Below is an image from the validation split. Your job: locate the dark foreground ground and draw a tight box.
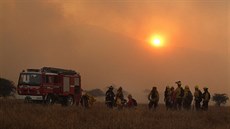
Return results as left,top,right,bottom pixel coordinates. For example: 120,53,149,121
0,99,230,129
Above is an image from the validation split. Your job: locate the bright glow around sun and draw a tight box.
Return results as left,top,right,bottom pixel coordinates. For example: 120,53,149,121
148,34,164,48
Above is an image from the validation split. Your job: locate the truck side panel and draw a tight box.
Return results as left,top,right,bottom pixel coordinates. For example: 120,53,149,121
63,77,70,93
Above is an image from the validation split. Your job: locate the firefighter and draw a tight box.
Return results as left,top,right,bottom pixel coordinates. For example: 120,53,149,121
105,86,115,108
194,85,202,111
175,81,184,110
80,92,96,108
182,85,193,110
126,94,137,108
88,94,96,107
74,86,82,106
80,92,89,108
202,87,210,111
164,86,171,110
148,86,159,110
170,86,176,110
115,87,125,109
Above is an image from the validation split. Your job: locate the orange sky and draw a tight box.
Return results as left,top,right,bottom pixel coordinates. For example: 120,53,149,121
0,0,229,103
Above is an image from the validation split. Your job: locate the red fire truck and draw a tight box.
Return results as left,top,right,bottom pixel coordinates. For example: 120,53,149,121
17,67,82,106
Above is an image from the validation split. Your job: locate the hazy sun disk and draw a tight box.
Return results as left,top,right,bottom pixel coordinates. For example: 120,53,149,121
150,35,164,47
153,39,161,46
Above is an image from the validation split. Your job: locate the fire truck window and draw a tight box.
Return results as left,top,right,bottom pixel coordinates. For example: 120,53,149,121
74,78,80,86
21,75,29,83
19,74,41,86
30,75,40,84
45,76,54,83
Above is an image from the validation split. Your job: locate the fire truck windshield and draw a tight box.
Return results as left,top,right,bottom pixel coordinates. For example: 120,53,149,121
19,73,41,86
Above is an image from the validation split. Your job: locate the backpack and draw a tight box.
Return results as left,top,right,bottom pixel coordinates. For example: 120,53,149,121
180,87,184,97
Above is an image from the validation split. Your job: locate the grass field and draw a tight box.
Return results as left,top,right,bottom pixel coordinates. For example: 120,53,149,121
0,99,230,129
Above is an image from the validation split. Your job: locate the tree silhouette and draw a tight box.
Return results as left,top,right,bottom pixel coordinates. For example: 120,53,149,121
87,89,105,97
212,93,229,106
0,78,16,97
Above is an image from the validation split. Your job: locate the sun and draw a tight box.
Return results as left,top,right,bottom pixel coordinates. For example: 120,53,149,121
149,35,164,47
152,38,161,46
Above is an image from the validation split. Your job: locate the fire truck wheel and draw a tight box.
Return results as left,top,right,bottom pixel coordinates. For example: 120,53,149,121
45,95,54,105
66,95,74,106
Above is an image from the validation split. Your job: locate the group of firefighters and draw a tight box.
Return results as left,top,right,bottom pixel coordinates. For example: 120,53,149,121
80,81,211,111
105,86,137,109
80,86,137,109
149,81,211,111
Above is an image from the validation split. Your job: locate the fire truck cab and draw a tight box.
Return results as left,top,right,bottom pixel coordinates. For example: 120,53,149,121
17,67,82,106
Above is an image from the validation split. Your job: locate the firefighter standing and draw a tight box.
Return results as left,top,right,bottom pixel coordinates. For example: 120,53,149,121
202,87,210,111
105,86,115,108
182,85,193,110
80,92,96,108
170,86,176,110
194,86,203,111
164,86,171,110
115,87,125,109
80,92,90,108
175,81,184,110
148,86,159,110
74,86,82,106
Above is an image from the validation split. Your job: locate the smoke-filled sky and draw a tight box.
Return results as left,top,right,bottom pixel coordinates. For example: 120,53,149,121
0,0,229,102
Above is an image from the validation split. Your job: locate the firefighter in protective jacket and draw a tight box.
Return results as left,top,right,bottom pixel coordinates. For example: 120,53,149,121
175,81,184,110
148,86,159,109
164,86,171,110
183,85,193,110
202,87,210,111
194,86,203,111
115,87,126,109
105,86,115,108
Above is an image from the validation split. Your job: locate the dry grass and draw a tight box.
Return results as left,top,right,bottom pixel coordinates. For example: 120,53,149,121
0,99,230,129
